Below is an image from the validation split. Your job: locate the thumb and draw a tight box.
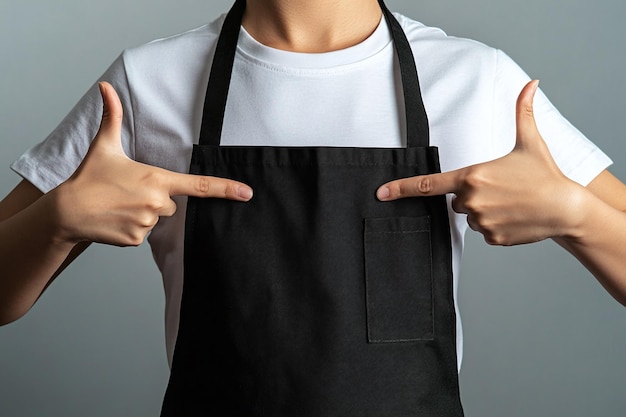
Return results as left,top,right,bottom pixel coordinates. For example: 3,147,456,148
515,80,541,150
93,81,124,150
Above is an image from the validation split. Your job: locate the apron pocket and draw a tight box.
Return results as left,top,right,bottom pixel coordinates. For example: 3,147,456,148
364,216,434,343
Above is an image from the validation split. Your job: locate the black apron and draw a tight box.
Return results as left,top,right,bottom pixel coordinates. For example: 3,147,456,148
161,0,463,415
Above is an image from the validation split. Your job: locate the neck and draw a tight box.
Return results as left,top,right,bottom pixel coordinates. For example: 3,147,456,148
242,0,383,53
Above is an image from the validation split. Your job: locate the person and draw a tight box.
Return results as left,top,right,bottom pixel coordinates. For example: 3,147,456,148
1,0,625,414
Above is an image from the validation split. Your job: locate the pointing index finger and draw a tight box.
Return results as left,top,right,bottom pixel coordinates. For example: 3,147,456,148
166,170,253,201
377,169,463,201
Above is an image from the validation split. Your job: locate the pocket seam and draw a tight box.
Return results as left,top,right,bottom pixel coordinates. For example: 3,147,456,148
364,217,434,343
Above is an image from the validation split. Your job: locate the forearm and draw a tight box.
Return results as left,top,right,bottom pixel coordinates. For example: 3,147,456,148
554,188,626,306
0,192,79,325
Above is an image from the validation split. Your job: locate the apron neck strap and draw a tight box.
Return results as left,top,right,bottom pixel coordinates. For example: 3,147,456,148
199,0,430,148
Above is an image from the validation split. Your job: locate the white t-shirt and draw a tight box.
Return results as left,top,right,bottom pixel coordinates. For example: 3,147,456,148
11,12,612,369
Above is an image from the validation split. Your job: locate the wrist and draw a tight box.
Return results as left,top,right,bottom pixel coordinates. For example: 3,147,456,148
39,182,86,247
553,181,599,242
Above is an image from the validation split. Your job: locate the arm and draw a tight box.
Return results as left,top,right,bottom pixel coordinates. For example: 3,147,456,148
0,180,90,325
0,82,253,325
554,170,626,305
377,80,626,305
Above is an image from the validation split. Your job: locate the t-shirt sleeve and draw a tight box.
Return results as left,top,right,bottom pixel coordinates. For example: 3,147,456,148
492,49,612,186
10,53,136,193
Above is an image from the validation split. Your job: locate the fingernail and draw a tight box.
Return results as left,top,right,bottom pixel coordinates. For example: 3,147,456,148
238,187,253,201
98,81,105,96
377,186,390,200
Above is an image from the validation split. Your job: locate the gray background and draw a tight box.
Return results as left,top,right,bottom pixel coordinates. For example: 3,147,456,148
1,0,625,415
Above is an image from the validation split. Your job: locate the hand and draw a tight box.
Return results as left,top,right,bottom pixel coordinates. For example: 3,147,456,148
48,81,253,247
376,80,586,246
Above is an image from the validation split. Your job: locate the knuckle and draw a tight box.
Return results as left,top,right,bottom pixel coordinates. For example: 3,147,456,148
141,170,162,187
463,198,483,214
145,197,165,212
224,183,238,199
483,234,497,245
463,168,487,189
110,112,123,123
396,177,432,197
483,230,510,246
523,104,534,118
483,232,500,246
388,181,403,197
475,215,495,232
194,177,213,195
165,201,178,216
138,213,158,228
415,177,433,194
129,236,144,247
125,230,145,247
